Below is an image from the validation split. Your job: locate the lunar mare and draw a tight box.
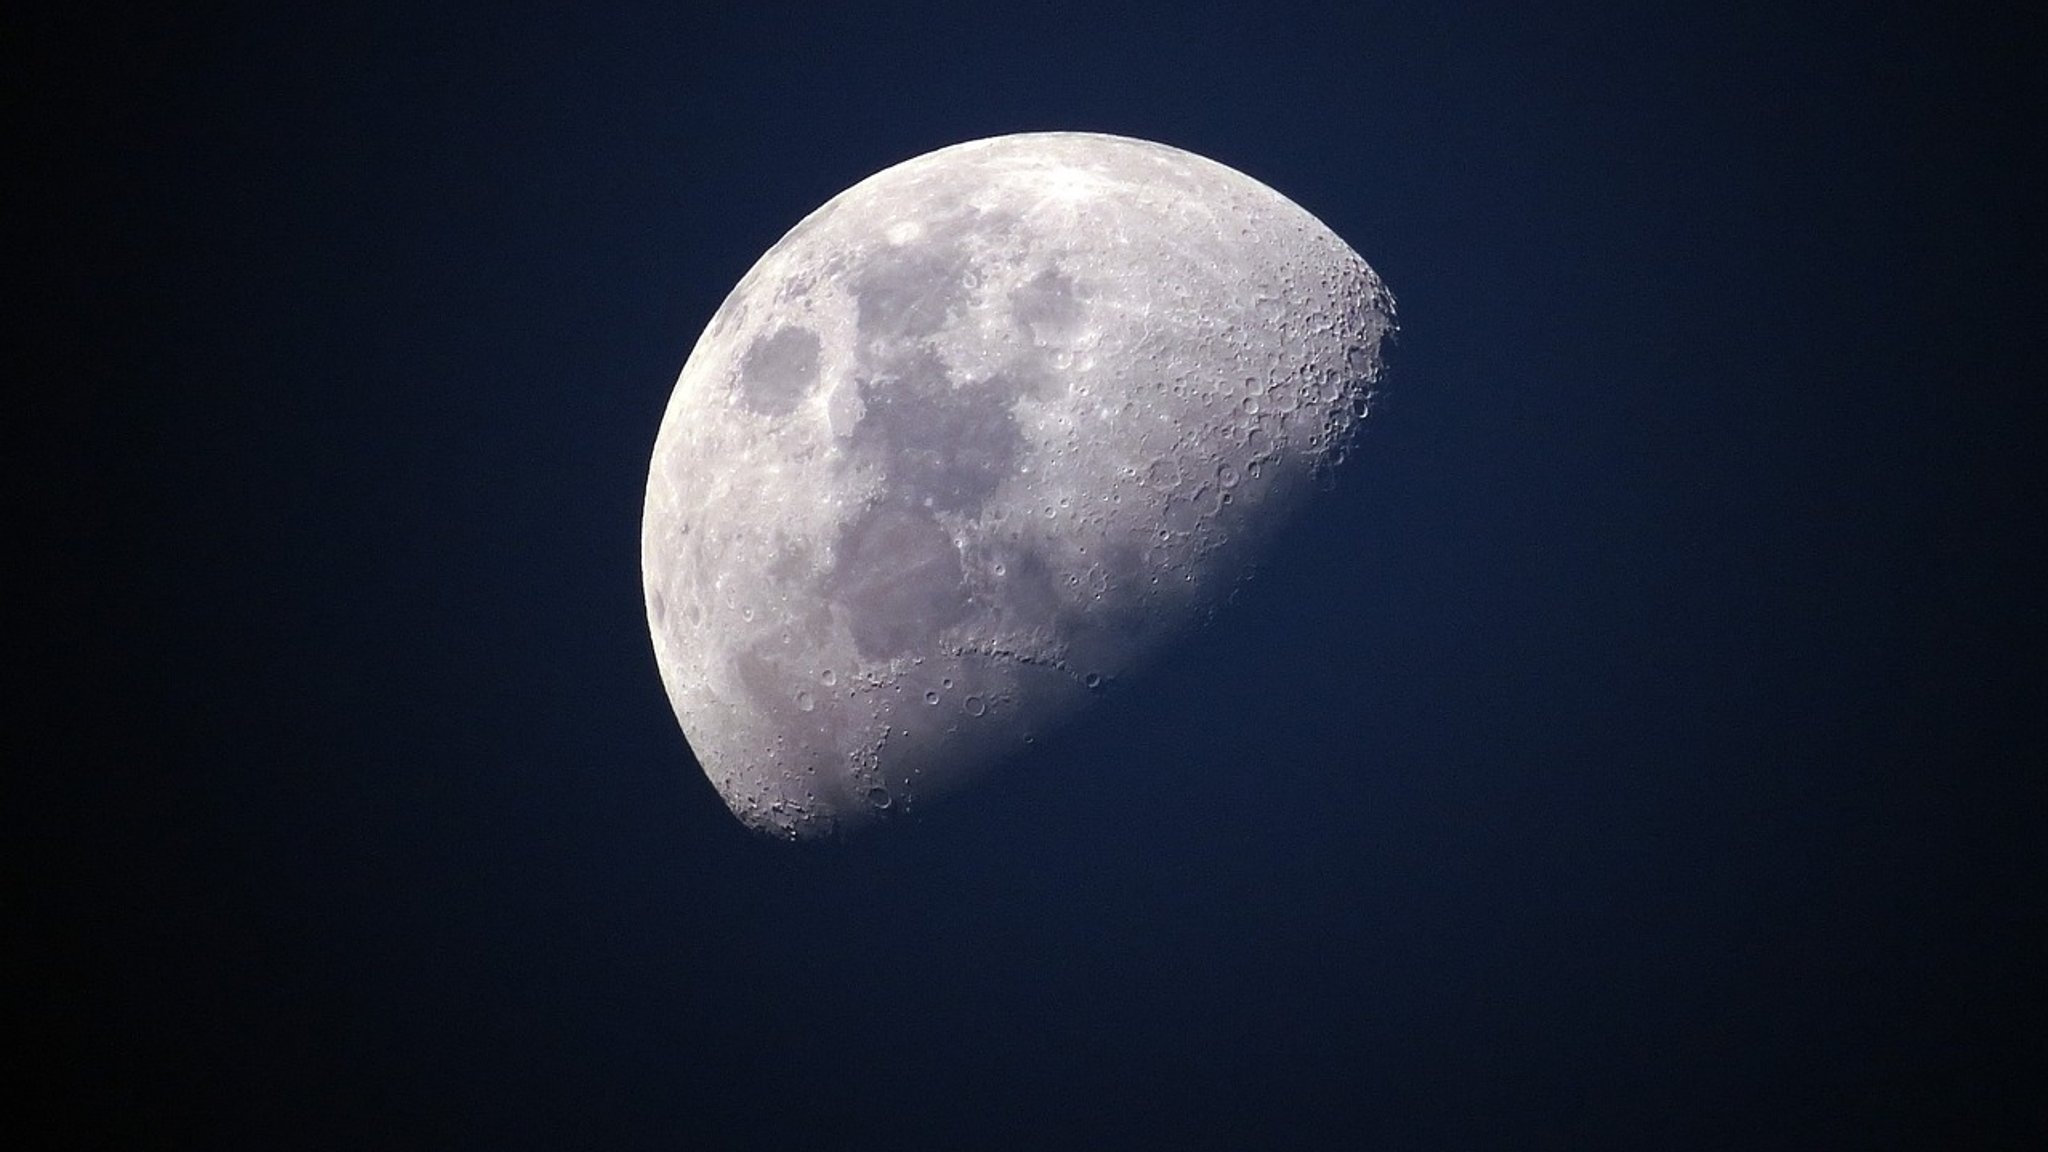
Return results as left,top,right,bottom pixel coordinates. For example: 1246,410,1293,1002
643,132,1394,839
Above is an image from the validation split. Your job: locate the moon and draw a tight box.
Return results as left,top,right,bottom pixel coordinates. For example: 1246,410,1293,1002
643,132,1394,839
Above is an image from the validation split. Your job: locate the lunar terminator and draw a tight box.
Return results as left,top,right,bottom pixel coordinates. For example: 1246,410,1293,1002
643,132,1394,838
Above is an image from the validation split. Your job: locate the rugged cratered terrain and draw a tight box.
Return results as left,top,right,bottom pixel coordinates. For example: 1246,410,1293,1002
644,132,1394,839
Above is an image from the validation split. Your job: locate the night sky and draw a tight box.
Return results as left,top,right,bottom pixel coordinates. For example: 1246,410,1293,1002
22,2,2043,1148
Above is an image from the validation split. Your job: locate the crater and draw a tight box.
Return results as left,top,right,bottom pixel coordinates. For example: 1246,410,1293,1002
829,504,971,661
736,327,821,416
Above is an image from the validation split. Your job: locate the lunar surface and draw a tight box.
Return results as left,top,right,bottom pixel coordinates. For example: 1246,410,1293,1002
643,132,1394,839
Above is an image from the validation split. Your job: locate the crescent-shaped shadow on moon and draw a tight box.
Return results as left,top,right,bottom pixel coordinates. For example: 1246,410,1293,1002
643,132,1395,839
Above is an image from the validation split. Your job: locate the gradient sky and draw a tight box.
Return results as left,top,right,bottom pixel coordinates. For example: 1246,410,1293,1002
22,2,2040,1148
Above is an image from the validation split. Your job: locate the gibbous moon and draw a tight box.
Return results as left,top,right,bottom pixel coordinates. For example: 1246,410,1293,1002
644,132,1394,839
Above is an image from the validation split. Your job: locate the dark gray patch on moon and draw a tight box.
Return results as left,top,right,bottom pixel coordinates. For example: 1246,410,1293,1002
853,240,972,341
736,327,821,416
851,352,1022,515
994,546,1064,631
829,504,971,660
731,643,792,725
1011,268,1085,341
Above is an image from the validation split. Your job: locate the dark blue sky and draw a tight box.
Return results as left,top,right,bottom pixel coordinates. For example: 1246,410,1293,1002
23,2,2041,1148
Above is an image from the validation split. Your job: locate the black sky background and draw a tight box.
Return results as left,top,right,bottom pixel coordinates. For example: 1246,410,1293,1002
19,2,2044,1148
